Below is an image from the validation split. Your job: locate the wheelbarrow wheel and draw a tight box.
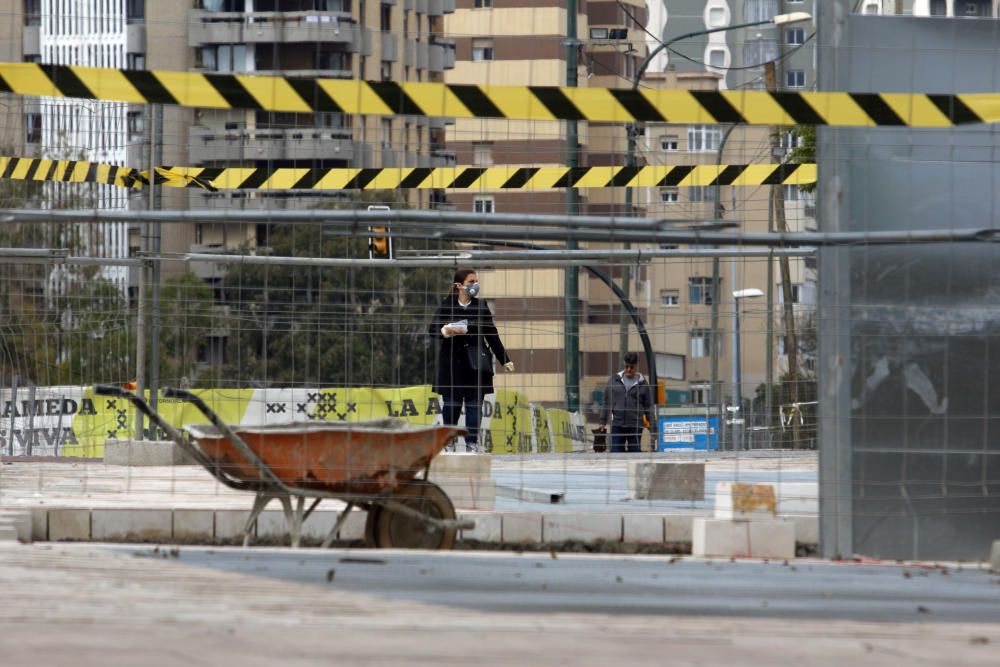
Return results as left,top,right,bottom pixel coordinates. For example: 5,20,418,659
374,480,456,550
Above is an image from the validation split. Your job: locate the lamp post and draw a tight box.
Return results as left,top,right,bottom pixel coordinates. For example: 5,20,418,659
732,287,764,450
622,11,813,403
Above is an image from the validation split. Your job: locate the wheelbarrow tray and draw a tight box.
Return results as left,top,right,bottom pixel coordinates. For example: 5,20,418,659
184,419,464,496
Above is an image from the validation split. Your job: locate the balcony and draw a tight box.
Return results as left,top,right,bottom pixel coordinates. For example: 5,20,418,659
427,0,455,16
189,10,359,46
380,33,398,62
428,38,455,72
188,126,356,164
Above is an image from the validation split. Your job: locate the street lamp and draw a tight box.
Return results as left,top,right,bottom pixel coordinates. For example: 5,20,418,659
732,287,764,450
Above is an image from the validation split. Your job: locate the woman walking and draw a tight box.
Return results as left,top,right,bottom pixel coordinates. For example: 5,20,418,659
429,268,514,451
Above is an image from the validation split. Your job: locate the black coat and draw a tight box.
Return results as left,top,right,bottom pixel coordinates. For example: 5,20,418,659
429,294,510,396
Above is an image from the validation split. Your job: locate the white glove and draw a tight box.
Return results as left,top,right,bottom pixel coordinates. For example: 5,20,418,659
504,361,515,373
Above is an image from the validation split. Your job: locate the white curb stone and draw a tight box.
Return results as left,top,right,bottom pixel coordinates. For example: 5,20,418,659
502,513,543,543
543,513,622,542
49,509,91,541
692,518,796,559
623,514,664,543
92,509,173,540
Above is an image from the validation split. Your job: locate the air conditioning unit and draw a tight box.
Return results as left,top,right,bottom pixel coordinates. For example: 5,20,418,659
608,28,628,39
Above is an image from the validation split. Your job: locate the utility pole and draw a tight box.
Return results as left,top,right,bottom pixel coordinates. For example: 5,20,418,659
134,104,156,441
148,104,163,427
564,0,580,411
765,60,801,448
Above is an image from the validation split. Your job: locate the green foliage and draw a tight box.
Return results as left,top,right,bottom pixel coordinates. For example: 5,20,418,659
788,125,817,194
155,272,220,386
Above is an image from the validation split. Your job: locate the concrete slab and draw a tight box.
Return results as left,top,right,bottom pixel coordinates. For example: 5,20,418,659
428,453,491,479
628,462,705,500
623,514,664,543
665,515,694,542
459,512,501,542
0,524,17,542
92,509,173,541
103,440,196,467
49,509,91,541
173,509,214,540
435,476,496,511
214,510,253,541
692,518,796,559
502,513,542,543
782,514,818,545
543,513,621,542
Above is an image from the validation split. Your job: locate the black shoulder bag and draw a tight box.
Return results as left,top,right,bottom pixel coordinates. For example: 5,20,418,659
466,344,495,375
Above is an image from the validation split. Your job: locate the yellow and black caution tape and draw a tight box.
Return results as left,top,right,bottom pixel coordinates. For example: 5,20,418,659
0,156,816,191
0,62,996,127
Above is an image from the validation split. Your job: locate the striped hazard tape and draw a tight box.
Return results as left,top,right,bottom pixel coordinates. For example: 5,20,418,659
0,62,994,126
0,157,817,191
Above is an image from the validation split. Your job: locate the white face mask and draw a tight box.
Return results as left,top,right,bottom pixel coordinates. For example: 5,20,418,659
462,282,480,298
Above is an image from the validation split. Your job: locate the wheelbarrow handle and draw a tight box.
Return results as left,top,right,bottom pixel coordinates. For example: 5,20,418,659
162,387,197,401
94,384,128,398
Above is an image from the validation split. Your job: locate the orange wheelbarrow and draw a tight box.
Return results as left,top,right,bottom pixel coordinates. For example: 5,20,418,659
94,385,473,549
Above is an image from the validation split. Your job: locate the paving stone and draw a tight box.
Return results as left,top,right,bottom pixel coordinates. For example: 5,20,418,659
48,509,91,541
460,512,501,542
628,462,705,501
103,439,196,466
173,510,214,539
502,513,543,543
692,518,795,559
92,509,172,540
623,514,664,543
543,513,621,542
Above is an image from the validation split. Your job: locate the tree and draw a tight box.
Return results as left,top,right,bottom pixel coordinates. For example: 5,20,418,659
219,191,453,388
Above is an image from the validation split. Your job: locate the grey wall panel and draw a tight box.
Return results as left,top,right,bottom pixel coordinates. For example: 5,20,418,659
819,5,1000,560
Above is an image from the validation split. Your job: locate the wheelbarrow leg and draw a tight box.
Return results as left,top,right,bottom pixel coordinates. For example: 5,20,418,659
243,492,271,547
320,501,356,549
279,495,305,548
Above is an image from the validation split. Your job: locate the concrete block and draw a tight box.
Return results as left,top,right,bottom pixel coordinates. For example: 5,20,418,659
782,514,818,545
92,509,172,540
692,518,795,559
428,452,492,479
434,476,496,511
990,540,999,573
543,513,622,542
773,483,819,515
49,509,91,541
29,507,48,541
628,462,704,501
665,514,694,542
502,513,543,543
623,514,664,543
714,482,778,520
173,510,214,539
0,511,31,542
460,512,501,542
256,509,367,542
0,524,17,542
103,439,196,466
214,510,254,540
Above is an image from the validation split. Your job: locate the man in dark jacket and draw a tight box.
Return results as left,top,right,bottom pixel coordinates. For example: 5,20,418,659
597,352,657,453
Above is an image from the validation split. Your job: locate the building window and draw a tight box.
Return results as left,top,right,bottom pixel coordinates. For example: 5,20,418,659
24,113,41,143
688,276,716,305
689,186,708,203
779,131,803,151
127,111,145,140
316,50,349,71
472,39,494,62
743,39,777,68
24,0,40,26
660,289,679,307
660,135,678,151
786,69,806,88
23,54,41,63
380,118,392,149
690,384,710,406
380,3,392,31
783,184,800,201
472,141,493,167
743,0,778,24
707,48,726,68
199,45,248,72
687,125,722,152
930,0,947,14
786,28,805,45
474,0,492,7
707,7,728,27
473,196,495,214
380,61,392,81
126,0,145,23
660,187,678,203
126,53,146,70
690,329,713,358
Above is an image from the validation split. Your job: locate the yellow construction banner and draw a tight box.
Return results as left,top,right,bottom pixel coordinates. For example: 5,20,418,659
0,156,817,191
0,62,995,126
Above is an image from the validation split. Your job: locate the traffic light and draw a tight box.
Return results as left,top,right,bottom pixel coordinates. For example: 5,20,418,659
368,226,393,259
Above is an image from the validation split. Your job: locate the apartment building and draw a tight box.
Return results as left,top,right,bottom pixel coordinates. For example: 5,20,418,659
649,0,816,91
860,0,996,15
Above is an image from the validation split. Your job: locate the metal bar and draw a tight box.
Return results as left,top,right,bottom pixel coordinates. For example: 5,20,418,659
4,208,992,246
321,501,355,549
